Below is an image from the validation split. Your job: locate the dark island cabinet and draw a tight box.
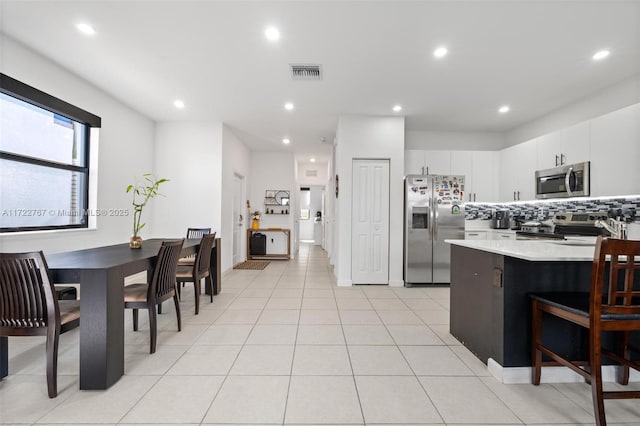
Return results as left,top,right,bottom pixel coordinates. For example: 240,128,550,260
450,245,593,367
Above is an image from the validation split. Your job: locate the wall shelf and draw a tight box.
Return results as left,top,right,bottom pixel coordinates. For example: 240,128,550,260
263,189,290,215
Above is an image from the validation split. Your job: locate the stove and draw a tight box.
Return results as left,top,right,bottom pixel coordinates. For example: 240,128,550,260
552,212,609,226
516,212,610,240
552,212,610,237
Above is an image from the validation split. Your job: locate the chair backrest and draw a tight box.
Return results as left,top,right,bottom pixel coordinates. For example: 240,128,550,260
194,233,216,279
0,251,58,330
186,228,212,239
148,240,184,301
591,236,640,319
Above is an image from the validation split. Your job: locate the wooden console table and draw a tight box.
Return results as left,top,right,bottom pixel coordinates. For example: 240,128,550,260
247,228,291,260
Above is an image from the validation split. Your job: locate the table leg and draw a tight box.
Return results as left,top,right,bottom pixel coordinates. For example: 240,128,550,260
0,336,7,379
79,268,124,390
205,238,222,296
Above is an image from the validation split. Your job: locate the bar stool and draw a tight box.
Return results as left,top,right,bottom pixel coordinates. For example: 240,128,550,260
530,236,640,426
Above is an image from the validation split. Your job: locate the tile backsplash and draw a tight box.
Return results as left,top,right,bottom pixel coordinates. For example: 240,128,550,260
465,196,639,222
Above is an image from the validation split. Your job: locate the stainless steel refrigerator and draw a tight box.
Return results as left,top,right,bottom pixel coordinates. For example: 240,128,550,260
404,174,465,286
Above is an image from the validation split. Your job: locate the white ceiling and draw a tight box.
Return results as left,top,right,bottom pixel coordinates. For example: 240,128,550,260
1,0,639,164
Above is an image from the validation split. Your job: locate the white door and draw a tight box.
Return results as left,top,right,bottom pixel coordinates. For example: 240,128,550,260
232,174,244,265
352,159,390,284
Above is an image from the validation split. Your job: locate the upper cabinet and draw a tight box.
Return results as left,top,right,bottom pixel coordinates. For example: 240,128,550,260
589,103,640,197
451,151,498,202
424,150,452,175
499,139,537,201
406,103,638,204
404,150,452,175
405,149,497,203
536,122,590,170
405,149,427,175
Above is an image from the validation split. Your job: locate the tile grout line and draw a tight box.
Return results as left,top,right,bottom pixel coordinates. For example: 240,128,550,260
280,244,308,425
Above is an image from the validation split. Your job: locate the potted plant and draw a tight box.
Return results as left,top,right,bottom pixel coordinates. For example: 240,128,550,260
126,173,169,248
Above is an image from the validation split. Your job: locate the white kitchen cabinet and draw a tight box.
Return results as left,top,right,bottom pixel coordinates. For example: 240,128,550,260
470,151,498,202
537,122,590,170
423,150,452,175
490,230,516,240
405,150,452,175
465,230,488,240
405,149,426,175
451,151,473,196
590,103,640,196
561,122,591,167
499,139,537,201
451,151,498,202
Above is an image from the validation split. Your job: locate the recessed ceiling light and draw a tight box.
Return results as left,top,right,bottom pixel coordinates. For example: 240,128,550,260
392,105,402,112
433,46,448,58
265,26,280,41
284,102,294,111
173,100,185,109
498,105,510,114
282,138,290,145
310,158,316,163
592,50,610,61
76,23,96,36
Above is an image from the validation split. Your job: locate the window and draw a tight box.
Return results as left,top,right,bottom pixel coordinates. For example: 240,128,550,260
0,74,101,232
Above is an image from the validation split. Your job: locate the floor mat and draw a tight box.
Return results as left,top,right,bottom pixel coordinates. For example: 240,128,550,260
233,260,270,270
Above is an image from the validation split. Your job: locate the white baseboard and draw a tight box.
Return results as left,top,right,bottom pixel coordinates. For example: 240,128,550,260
488,358,640,384
337,279,353,287
388,279,404,287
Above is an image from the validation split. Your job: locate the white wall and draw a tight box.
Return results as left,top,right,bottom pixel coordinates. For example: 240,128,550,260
506,73,640,146
0,36,156,254
221,125,252,271
297,161,330,186
249,151,295,256
326,156,336,264
150,122,223,240
334,115,405,287
406,130,505,151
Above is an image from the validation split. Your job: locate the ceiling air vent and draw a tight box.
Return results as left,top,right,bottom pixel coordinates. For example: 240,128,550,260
305,170,318,177
290,64,322,80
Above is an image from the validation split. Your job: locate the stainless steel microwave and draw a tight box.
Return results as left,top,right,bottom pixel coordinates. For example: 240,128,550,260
535,161,590,199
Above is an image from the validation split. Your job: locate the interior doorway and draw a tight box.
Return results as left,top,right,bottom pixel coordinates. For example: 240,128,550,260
299,185,324,245
351,159,390,284
232,173,245,265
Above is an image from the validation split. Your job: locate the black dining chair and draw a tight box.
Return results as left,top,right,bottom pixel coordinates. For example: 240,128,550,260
0,251,80,398
530,236,640,426
123,239,184,354
178,227,212,267
176,233,216,315
166,228,214,313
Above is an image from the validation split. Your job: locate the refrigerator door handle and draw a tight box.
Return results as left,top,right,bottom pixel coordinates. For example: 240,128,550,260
433,201,438,240
427,204,433,240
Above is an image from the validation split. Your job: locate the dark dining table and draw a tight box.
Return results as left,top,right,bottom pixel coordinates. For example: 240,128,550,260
0,237,222,390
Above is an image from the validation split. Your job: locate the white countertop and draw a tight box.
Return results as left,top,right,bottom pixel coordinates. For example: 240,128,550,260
445,238,597,261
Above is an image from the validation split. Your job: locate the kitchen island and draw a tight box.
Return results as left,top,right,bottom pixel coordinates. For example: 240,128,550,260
446,239,606,383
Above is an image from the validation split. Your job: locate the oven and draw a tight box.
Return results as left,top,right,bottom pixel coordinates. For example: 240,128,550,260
535,161,590,199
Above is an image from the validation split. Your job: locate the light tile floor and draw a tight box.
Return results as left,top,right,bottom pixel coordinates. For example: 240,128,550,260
2,243,640,425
